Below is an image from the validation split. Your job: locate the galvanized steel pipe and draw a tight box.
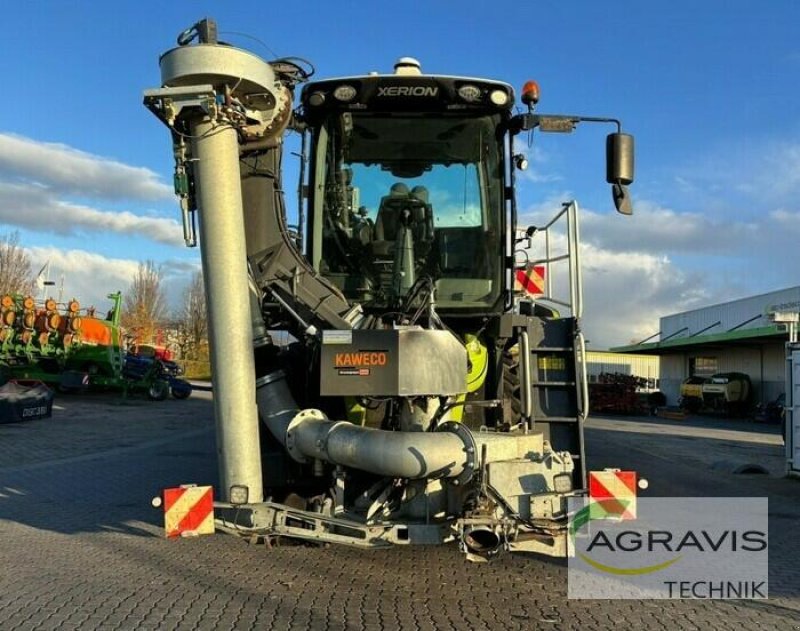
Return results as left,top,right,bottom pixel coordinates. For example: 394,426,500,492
191,117,263,503
256,371,472,480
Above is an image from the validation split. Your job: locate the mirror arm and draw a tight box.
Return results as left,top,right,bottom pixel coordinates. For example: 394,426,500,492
510,114,623,134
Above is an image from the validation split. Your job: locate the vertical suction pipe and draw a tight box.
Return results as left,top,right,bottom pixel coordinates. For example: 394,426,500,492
190,117,264,503
150,29,292,504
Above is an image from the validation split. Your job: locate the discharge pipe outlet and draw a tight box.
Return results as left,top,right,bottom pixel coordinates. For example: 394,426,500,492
255,371,476,481
462,526,504,559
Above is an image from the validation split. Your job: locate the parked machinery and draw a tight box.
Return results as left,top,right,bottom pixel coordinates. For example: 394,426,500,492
702,372,752,416
0,292,190,400
145,18,635,559
0,294,84,364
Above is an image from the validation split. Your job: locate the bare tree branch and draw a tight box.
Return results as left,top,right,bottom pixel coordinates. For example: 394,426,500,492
172,270,208,361
0,231,35,297
121,260,167,344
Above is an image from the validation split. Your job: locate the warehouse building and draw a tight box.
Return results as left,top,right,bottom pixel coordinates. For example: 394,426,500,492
585,351,660,391
612,286,798,407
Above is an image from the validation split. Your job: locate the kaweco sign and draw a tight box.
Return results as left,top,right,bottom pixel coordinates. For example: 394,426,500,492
568,497,768,599
320,328,465,397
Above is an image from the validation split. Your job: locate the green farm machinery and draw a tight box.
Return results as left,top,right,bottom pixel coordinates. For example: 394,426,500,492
0,291,190,400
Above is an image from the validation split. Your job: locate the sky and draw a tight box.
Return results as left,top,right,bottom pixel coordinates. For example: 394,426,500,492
0,1,798,348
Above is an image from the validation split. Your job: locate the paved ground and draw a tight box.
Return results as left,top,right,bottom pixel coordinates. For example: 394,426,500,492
0,392,798,630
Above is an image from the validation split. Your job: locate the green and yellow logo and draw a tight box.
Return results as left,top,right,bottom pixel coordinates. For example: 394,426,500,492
570,500,682,576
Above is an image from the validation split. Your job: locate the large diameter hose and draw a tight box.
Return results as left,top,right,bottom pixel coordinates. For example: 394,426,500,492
256,371,474,481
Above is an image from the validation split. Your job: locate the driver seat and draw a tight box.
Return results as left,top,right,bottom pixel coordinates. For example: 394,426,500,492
374,183,409,242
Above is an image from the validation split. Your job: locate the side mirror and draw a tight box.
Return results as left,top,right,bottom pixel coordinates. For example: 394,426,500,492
606,133,634,215
612,183,633,215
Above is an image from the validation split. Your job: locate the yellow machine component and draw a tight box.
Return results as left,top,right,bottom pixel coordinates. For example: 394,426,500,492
465,334,488,393
345,397,367,426
449,334,489,422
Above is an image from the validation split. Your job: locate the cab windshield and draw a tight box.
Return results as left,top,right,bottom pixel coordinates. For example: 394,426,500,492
308,113,504,311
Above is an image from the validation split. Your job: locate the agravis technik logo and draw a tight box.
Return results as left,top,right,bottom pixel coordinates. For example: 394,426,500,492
568,497,768,599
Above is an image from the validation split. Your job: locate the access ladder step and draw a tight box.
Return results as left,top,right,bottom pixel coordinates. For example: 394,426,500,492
530,381,576,387
531,347,574,352
533,416,580,423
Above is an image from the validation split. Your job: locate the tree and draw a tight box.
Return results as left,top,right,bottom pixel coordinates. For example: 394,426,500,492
0,231,35,297
122,260,168,344
174,270,208,361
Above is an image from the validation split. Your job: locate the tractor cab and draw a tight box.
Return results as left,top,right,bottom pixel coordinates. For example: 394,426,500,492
299,59,513,315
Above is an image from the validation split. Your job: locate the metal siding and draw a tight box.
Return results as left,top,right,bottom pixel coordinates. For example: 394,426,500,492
763,344,787,382
661,286,800,340
716,347,760,374
761,344,788,404
585,352,659,381
660,355,685,380
659,355,685,405
661,379,682,406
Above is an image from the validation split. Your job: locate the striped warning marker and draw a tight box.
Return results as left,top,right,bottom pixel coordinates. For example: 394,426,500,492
514,265,546,296
588,470,637,520
162,485,215,537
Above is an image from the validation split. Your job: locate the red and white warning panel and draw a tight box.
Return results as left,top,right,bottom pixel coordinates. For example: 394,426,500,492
160,485,215,537
588,470,637,520
514,265,546,297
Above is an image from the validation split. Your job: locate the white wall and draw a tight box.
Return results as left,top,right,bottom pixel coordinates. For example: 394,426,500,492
657,343,786,406
585,352,660,390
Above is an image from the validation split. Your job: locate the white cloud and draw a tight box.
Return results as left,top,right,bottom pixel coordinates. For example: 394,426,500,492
0,133,172,201
522,196,798,260
769,208,800,236
0,182,183,246
517,200,762,348
513,140,563,184
747,142,800,201
671,138,800,211
24,247,199,315
577,199,760,255
579,244,712,348
25,246,140,311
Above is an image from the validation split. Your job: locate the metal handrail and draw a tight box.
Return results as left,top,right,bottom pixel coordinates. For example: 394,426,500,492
521,200,583,319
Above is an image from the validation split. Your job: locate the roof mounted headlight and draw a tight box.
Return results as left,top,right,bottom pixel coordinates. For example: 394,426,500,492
489,89,509,106
308,91,326,106
457,84,482,103
333,85,357,102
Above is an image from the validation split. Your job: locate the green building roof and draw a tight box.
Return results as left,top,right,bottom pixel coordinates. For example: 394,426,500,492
611,325,788,355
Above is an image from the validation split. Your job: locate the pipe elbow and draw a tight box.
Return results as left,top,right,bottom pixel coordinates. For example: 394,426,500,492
256,369,476,481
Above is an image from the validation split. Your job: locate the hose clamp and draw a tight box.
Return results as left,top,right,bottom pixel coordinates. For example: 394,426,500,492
436,421,476,486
